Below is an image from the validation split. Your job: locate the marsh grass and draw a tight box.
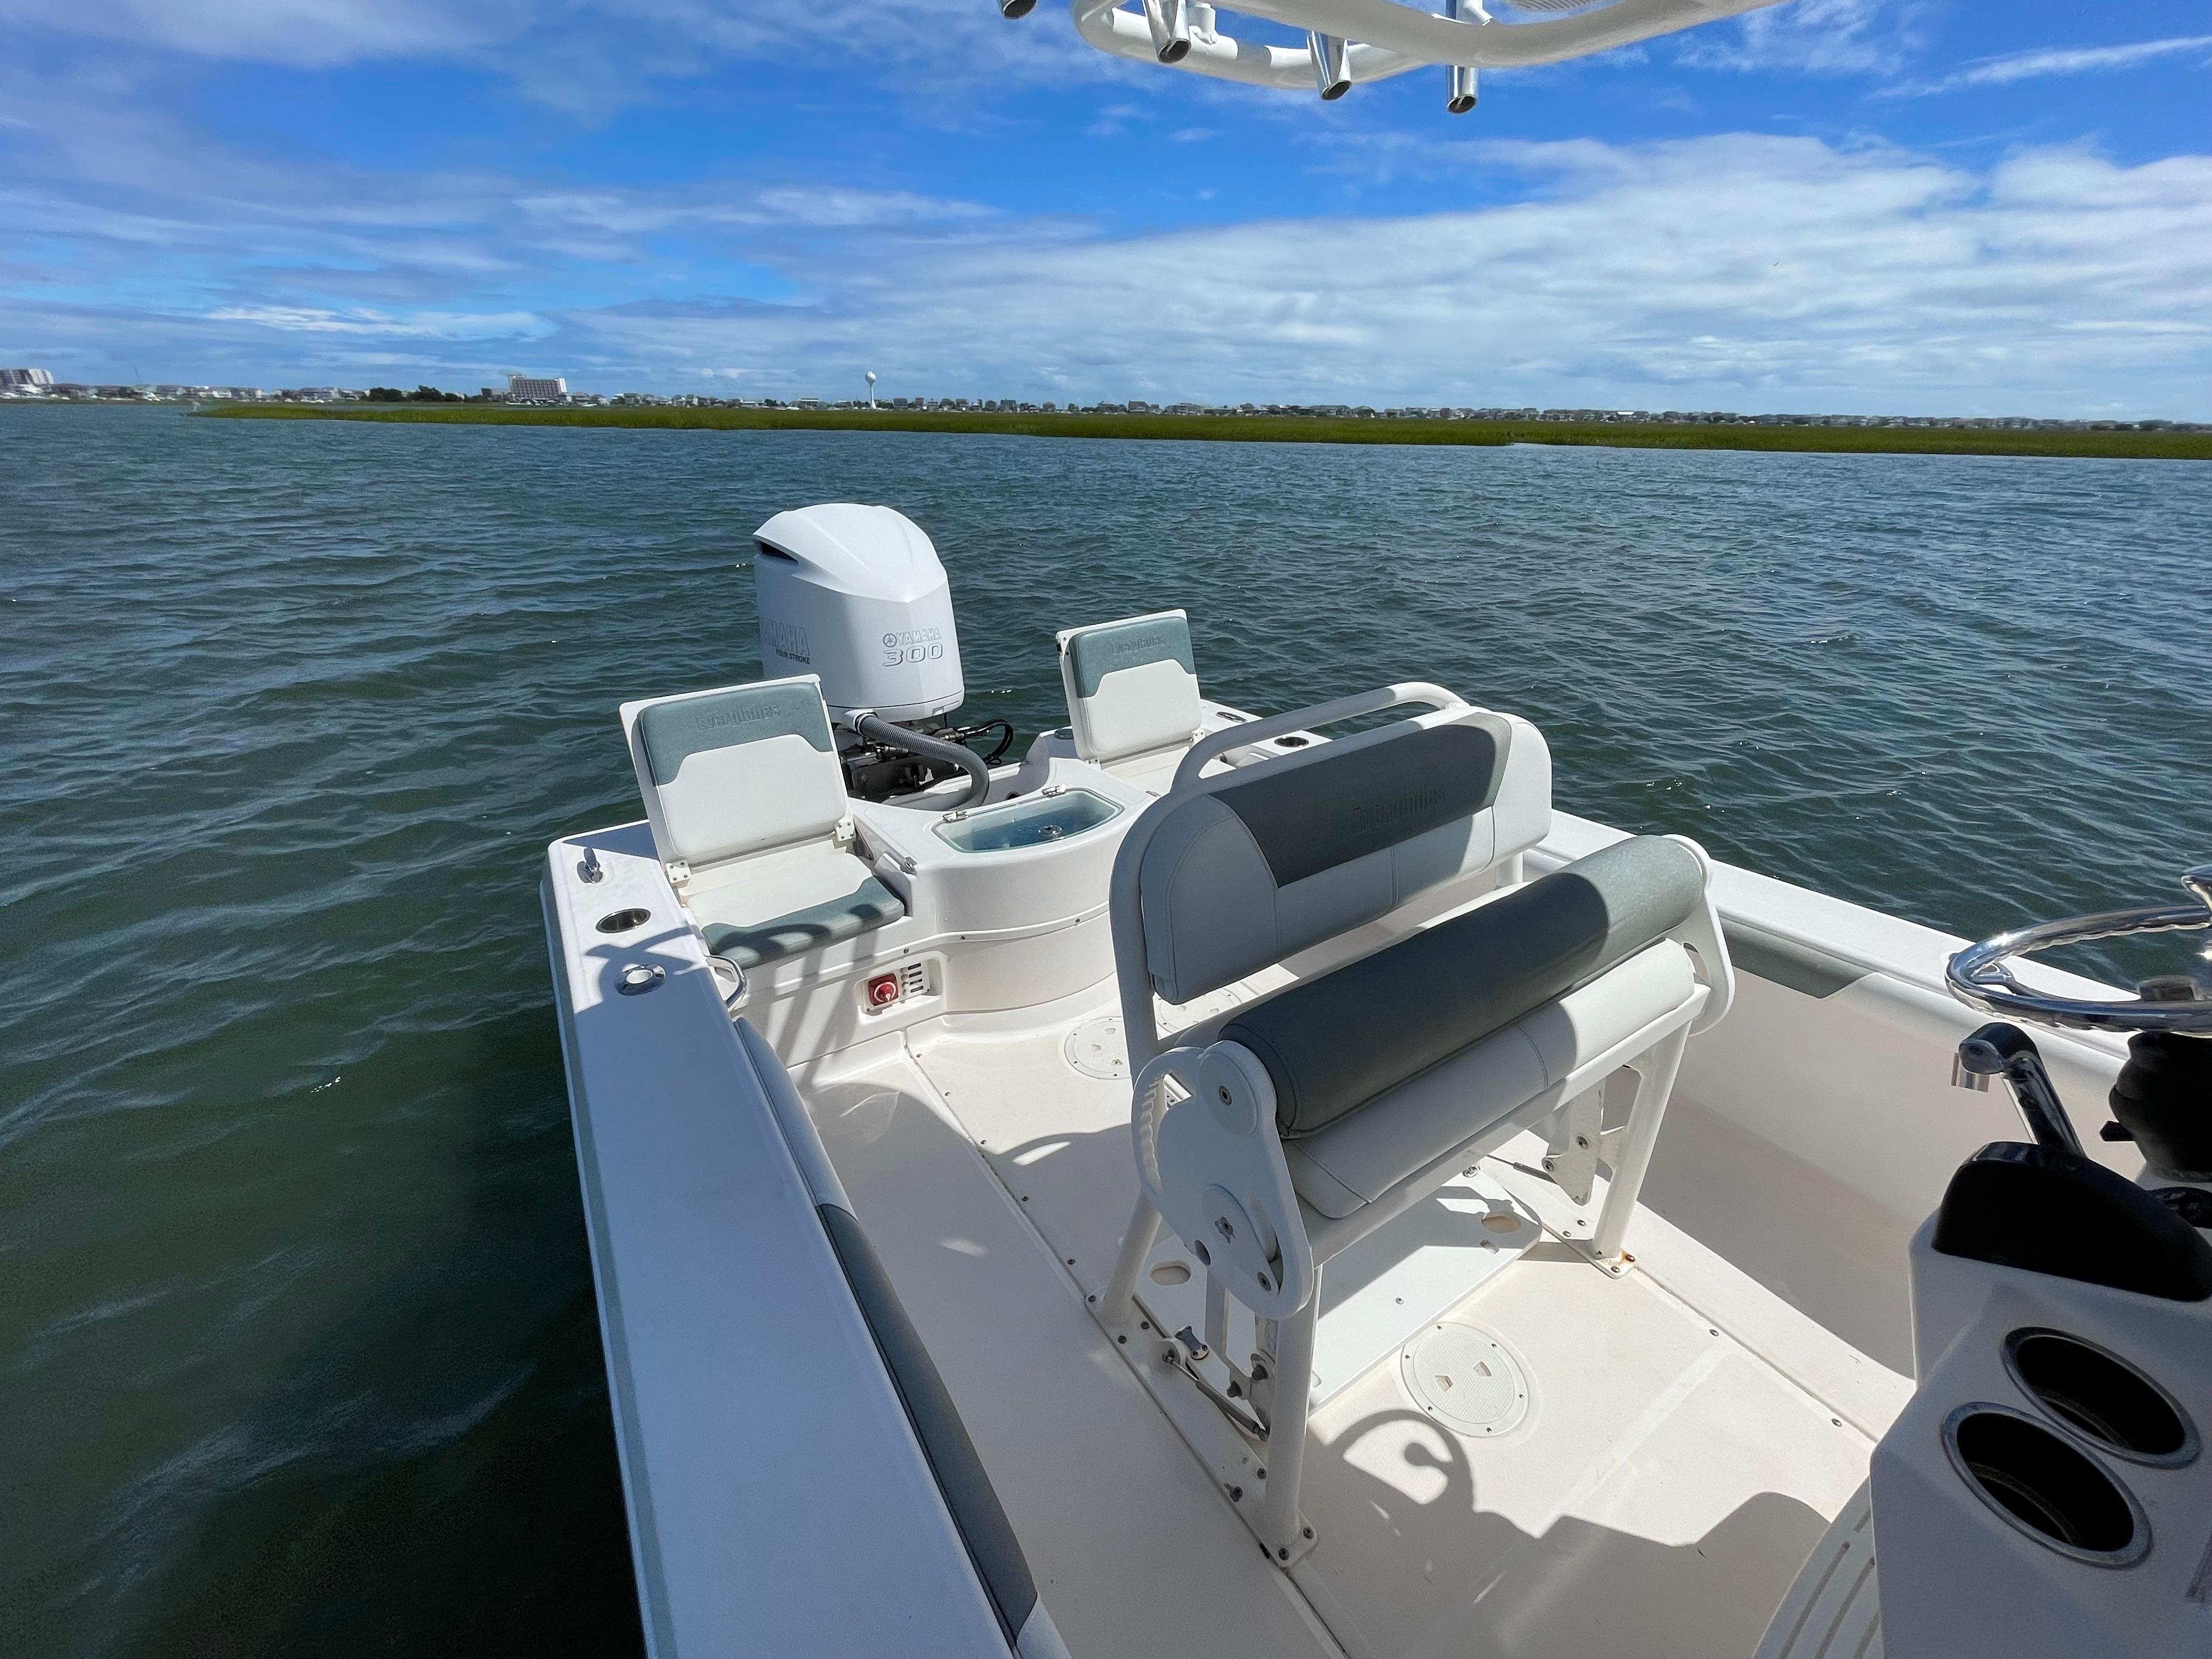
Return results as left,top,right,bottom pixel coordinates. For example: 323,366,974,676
201,402,2212,461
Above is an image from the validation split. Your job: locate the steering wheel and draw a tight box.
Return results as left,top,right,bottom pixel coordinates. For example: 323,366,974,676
1946,866,2212,1038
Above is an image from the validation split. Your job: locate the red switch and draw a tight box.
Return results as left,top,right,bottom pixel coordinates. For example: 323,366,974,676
866,973,901,1009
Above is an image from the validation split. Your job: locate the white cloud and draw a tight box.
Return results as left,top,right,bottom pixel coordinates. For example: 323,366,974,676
509,185,991,239
1887,33,2212,97
205,305,550,339
1677,0,1925,77
0,0,1096,111
0,66,992,269
542,136,2212,416
1087,103,1146,138
5,91,2209,417
0,0,520,68
743,187,996,229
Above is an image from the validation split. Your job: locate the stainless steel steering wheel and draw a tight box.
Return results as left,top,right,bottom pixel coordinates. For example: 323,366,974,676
1946,866,2212,1037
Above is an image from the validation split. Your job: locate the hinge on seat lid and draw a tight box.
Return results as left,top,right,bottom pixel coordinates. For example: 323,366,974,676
833,818,856,851
664,858,690,889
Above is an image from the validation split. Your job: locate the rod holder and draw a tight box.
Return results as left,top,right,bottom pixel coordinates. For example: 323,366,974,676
1309,32,1351,99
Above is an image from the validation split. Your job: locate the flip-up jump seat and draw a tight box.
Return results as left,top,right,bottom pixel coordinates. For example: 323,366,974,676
1096,682,1734,1566
620,675,906,977
1055,610,1205,792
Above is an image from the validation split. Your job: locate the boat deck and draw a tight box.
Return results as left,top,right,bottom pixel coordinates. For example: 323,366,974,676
795,990,1912,1659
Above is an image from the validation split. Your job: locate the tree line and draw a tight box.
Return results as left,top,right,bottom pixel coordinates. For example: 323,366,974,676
361,385,488,403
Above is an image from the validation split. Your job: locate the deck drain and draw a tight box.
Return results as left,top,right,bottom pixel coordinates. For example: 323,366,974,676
1402,1323,1530,1437
1064,1014,1128,1080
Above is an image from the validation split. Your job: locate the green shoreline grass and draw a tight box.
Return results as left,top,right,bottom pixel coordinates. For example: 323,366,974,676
198,400,2212,461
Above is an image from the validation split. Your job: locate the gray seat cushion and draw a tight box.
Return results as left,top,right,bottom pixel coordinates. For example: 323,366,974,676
701,871,905,969
1283,941,1697,1218
1221,836,1705,1141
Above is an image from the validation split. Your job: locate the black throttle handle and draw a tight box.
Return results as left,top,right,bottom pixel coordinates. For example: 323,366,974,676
1952,1022,2084,1156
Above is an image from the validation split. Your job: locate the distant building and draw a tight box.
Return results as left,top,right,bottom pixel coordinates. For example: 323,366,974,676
508,374,568,402
0,366,55,393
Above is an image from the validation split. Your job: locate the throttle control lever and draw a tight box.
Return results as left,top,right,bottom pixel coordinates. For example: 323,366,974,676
1940,1022,2212,1299
1951,1022,2084,1155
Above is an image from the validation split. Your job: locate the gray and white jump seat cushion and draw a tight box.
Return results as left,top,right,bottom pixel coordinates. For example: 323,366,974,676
1057,610,1204,789
1223,835,1708,1218
620,676,905,971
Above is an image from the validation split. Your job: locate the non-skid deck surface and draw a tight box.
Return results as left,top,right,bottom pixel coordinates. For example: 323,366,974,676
1301,1245,1876,1659
913,1014,1149,1292
812,1009,1907,1659
798,1045,1340,1659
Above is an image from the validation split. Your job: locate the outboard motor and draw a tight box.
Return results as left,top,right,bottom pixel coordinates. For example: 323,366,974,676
752,504,1008,804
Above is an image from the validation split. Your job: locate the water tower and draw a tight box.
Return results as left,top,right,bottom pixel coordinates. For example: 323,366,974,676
865,370,877,409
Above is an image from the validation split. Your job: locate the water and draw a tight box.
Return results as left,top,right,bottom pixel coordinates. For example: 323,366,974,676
3,405,2206,1656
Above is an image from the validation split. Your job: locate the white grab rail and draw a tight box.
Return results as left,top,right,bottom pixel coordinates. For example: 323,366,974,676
1171,679,1467,793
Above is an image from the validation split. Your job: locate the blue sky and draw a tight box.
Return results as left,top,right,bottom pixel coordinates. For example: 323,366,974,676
2,0,2208,415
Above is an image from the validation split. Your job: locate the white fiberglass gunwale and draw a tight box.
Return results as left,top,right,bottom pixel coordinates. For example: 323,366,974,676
543,837,1023,1657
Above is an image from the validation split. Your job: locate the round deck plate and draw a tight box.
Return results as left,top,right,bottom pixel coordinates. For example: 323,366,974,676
1065,1014,1127,1080
1402,1323,1530,1437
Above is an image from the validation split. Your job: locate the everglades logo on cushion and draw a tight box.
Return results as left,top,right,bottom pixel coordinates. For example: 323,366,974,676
1352,785,1447,832
700,702,786,732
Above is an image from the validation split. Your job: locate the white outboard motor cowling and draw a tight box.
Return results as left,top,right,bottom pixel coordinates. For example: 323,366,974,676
752,504,964,725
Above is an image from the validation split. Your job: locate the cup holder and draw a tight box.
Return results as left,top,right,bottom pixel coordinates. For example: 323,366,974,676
1943,1404,2148,1566
596,907,651,934
2004,1328,2197,1468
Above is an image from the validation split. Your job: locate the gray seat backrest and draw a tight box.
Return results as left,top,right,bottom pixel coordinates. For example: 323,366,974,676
1058,610,1203,765
1136,708,1550,1006
620,675,853,871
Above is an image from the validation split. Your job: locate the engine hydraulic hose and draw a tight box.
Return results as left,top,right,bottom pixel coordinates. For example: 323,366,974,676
851,713,992,809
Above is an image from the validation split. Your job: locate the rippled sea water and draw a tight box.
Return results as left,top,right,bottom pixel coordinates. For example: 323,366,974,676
3,405,2207,1656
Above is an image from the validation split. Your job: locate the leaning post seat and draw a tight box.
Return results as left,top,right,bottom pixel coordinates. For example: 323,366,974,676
1056,610,1204,786
1094,682,1734,1568
619,675,906,974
